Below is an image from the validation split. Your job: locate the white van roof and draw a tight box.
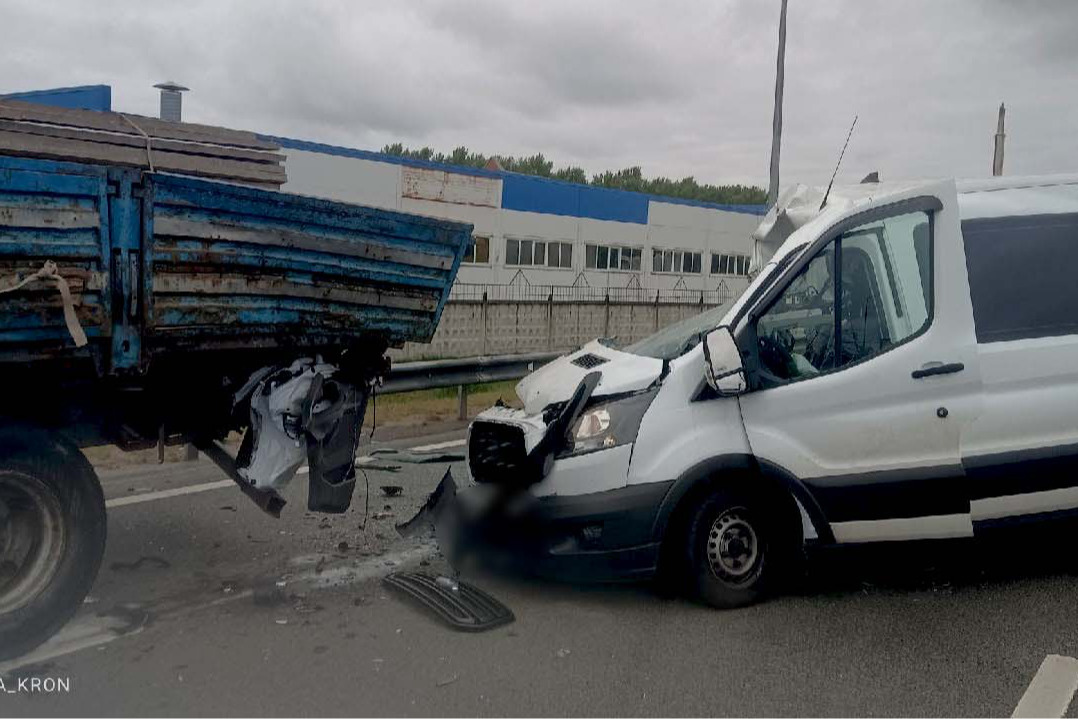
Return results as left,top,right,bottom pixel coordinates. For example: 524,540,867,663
751,174,1078,272
956,174,1078,220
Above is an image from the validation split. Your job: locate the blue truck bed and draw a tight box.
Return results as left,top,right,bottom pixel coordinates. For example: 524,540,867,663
0,155,471,374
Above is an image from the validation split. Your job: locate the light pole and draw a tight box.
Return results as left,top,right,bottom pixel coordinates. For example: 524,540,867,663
992,103,1006,176
766,0,788,209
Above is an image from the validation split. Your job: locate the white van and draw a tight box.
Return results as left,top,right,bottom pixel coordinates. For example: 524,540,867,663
457,175,1078,608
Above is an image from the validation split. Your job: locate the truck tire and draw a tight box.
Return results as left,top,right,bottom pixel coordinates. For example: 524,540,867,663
684,486,789,609
0,427,106,662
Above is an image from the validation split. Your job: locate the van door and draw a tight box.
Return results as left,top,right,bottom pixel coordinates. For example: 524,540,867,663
960,210,1078,524
737,182,983,542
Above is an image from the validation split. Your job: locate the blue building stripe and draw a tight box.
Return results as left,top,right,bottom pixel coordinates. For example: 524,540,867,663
501,173,649,224
265,133,766,223
2,85,112,111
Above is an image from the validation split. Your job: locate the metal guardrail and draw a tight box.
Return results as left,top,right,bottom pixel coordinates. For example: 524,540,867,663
381,351,561,394
379,350,562,419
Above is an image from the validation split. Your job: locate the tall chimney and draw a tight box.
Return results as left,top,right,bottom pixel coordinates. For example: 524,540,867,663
153,81,190,122
992,103,1006,176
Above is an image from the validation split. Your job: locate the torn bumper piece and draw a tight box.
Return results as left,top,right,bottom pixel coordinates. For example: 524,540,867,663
400,470,675,583
217,357,372,515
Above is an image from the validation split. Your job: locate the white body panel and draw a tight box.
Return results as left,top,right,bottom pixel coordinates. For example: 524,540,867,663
962,336,1078,458
627,346,750,488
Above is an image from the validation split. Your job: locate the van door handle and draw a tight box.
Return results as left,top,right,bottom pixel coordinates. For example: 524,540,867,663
911,362,965,379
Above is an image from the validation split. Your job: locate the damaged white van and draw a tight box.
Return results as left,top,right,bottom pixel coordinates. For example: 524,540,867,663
442,174,1078,608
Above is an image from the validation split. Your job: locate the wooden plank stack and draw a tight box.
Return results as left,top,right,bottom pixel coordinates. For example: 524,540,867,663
0,99,286,188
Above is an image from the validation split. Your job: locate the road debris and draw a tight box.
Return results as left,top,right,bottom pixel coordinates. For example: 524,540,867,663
436,674,460,688
370,448,465,463
383,571,514,632
381,485,403,497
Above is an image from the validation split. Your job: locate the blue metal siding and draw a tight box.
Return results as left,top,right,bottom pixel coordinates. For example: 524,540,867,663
2,85,112,112
0,156,111,362
144,173,472,353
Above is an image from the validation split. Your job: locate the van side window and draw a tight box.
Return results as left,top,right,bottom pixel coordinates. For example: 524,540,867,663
962,212,1078,342
754,210,933,384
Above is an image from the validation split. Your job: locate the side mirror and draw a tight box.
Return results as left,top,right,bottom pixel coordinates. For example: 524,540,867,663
702,326,747,395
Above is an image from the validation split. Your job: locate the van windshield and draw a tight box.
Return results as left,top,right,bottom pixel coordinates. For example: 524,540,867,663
616,243,810,360
619,302,733,360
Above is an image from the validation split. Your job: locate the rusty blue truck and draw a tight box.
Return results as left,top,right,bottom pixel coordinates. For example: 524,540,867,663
0,155,472,659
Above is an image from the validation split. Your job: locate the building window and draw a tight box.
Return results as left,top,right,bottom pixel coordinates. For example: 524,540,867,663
710,252,750,277
585,244,642,271
547,241,573,268
462,235,490,264
506,238,572,268
652,249,702,274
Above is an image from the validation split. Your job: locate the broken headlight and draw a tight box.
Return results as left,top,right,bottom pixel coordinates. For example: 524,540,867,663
561,388,657,458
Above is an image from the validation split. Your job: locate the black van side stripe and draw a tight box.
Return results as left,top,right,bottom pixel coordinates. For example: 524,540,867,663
964,443,1078,500
801,464,967,523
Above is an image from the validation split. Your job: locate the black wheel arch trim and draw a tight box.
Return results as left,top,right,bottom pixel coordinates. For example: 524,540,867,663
650,453,835,545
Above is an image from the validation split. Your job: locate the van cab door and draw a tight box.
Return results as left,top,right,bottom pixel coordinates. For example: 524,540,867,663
736,181,983,543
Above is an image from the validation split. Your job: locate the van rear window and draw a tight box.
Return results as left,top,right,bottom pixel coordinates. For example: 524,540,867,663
962,212,1078,343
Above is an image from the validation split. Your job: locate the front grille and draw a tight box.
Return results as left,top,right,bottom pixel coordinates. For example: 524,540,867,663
468,421,532,485
571,353,608,369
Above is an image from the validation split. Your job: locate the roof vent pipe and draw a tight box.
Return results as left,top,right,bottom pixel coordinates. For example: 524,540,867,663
153,81,189,122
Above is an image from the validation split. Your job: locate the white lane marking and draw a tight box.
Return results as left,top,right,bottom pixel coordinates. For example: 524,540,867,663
1013,655,1078,718
0,614,139,674
408,438,467,453
831,513,974,543
104,480,235,508
0,545,435,670
103,435,464,508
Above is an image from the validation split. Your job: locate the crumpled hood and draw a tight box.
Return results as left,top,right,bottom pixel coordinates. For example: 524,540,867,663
515,340,663,415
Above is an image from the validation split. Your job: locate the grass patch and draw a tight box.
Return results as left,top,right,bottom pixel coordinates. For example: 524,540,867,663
363,380,521,427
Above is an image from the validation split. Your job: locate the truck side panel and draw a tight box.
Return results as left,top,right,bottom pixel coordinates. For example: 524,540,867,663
0,158,473,374
0,157,112,365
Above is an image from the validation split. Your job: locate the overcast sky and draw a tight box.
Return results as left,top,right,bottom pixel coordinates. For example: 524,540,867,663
1,0,1075,188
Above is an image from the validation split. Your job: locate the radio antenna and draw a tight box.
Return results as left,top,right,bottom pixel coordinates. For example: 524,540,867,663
819,115,858,210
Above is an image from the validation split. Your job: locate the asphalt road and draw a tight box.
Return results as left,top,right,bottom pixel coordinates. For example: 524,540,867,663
3,430,1078,717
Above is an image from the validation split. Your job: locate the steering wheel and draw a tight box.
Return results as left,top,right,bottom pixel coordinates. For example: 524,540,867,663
758,330,797,379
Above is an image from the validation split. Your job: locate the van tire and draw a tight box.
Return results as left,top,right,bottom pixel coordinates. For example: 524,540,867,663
0,427,107,662
684,486,786,608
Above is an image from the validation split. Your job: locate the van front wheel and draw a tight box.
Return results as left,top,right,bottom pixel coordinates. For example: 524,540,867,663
685,488,779,608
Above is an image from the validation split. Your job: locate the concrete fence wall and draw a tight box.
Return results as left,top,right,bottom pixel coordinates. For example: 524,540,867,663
391,299,717,361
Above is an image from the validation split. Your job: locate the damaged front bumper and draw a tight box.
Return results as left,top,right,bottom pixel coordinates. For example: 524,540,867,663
401,469,675,583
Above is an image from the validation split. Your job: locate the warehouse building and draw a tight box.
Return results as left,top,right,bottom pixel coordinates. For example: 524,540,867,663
273,138,765,303
5,84,766,304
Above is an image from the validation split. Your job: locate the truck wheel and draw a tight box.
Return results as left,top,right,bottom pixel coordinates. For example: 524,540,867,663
684,487,784,609
0,428,106,662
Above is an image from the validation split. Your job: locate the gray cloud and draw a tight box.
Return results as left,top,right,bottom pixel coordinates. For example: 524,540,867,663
0,0,1074,187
